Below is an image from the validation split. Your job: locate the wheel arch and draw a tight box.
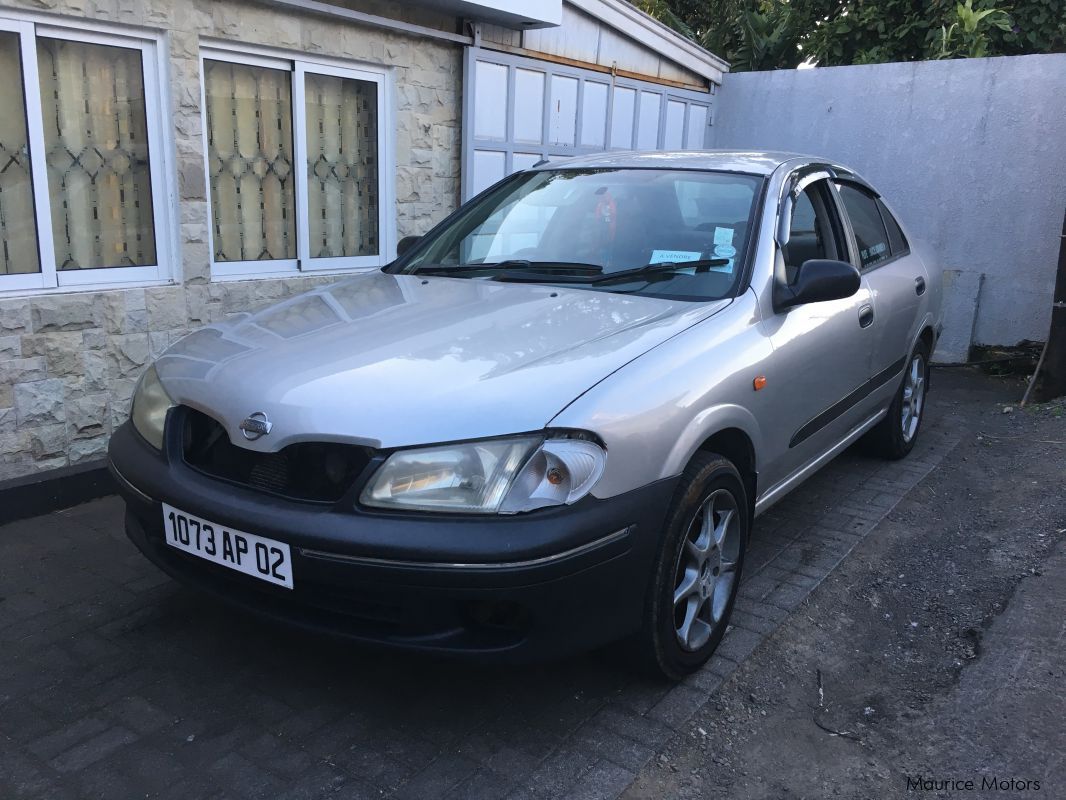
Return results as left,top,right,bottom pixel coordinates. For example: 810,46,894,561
697,428,758,526
664,405,762,527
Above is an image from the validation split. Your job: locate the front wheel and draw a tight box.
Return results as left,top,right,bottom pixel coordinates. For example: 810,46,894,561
635,453,748,680
866,342,929,460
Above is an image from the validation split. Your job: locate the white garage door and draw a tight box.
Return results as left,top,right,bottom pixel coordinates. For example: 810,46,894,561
462,48,715,199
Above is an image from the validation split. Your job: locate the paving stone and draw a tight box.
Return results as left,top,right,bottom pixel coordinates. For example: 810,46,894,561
208,751,286,799
644,684,707,730
682,665,725,693
565,760,636,800
391,753,480,800
570,720,656,772
765,580,823,611
715,626,765,663
271,763,354,800
524,747,597,799
444,767,516,800
27,716,111,761
105,695,175,735
728,607,781,635
589,705,673,749
49,725,137,773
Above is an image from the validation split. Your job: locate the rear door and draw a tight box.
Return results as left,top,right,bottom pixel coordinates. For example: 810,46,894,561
833,181,926,380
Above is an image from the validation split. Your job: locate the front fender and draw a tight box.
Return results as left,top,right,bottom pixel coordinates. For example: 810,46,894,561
550,292,772,500
661,403,764,485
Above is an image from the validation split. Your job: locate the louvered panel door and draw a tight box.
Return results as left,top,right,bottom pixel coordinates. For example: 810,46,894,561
462,47,715,200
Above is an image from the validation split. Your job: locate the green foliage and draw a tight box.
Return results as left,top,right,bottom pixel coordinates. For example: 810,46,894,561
713,3,799,71
630,0,696,39
937,1,1015,59
633,0,1065,70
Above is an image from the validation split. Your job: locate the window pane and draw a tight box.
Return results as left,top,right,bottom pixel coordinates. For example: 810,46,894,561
38,37,156,270
783,189,827,273
304,72,378,258
876,198,908,255
837,184,890,269
205,59,296,262
0,32,39,276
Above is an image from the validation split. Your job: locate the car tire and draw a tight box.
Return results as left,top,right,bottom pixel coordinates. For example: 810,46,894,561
635,452,748,680
865,340,930,460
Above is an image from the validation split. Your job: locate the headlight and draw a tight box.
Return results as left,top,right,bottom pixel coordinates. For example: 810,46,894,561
360,435,606,514
131,364,176,450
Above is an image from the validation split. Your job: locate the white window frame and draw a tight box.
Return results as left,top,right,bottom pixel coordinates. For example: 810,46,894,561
200,45,395,281
0,13,175,296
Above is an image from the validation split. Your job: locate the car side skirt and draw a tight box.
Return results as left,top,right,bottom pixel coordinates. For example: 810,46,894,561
754,407,887,517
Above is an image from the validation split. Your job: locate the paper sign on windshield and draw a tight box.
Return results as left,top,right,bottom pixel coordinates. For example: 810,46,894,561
650,249,702,263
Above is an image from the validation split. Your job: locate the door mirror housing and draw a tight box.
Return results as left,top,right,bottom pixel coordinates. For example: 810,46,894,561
775,259,860,311
396,235,421,257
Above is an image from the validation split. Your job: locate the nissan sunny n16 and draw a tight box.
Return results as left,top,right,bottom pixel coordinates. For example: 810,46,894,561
108,151,942,679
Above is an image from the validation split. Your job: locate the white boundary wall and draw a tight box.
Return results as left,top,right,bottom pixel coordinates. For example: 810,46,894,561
710,54,1066,360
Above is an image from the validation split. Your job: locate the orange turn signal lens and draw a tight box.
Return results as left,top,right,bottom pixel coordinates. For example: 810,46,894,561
753,376,767,391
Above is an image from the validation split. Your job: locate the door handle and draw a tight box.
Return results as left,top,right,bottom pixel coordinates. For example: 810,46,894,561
914,276,926,296
858,304,875,328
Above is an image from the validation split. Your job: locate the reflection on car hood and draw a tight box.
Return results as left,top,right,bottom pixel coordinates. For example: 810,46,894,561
156,271,730,451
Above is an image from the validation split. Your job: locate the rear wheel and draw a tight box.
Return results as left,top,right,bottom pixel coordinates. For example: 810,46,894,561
866,341,929,460
636,453,747,680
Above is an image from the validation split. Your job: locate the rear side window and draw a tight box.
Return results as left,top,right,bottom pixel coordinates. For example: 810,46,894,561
836,184,890,269
876,198,909,255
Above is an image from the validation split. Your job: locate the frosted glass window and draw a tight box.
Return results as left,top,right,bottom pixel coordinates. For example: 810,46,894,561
512,152,541,172
664,100,685,150
548,75,578,146
471,150,506,196
610,86,635,149
636,91,661,150
686,105,709,149
38,37,156,269
474,61,507,140
0,32,38,276
513,68,544,144
204,59,296,262
579,81,608,148
304,72,378,258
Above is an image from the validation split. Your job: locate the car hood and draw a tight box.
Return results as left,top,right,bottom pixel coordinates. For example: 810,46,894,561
155,271,729,451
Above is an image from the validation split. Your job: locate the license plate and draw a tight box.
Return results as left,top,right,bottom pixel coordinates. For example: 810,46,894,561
161,503,293,589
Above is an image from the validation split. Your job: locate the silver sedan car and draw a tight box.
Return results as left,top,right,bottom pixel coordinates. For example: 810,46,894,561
108,151,942,679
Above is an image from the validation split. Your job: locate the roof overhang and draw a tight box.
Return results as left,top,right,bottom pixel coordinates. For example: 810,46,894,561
412,0,561,29
567,0,729,84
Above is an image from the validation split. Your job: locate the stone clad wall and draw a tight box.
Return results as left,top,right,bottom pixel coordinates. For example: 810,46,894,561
0,0,463,481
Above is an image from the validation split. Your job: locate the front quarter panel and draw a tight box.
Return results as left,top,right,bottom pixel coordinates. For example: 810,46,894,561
550,291,770,499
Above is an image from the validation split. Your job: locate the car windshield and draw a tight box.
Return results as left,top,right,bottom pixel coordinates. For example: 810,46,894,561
394,168,764,301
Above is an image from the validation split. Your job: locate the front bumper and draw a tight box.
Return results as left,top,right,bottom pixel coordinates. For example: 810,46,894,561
108,421,677,662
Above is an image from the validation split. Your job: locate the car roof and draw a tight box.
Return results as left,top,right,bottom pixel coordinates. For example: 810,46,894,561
528,150,815,177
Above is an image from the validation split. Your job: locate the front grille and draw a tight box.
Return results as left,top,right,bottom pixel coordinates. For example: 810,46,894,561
179,407,372,503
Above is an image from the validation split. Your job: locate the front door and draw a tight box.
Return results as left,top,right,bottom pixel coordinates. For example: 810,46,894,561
758,177,875,493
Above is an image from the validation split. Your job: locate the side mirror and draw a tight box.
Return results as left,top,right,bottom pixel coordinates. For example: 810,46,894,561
775,259,860,311
396,235,421,257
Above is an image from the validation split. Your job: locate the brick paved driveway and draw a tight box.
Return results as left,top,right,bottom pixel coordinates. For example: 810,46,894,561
0,408,961,800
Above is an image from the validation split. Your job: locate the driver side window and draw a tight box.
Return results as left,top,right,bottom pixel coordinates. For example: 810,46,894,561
783,182,843,283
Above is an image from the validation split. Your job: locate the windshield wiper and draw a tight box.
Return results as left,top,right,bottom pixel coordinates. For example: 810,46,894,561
411,259,604,276
589,259,731,285
486,259,731,285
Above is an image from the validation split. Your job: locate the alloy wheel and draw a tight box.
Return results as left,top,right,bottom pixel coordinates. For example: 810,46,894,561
901,353,926,443
672,488,741,652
